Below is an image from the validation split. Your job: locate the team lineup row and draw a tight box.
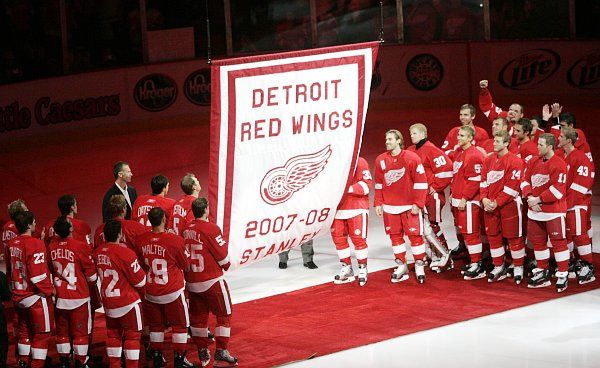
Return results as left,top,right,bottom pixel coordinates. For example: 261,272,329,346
331,81,594,293
0,80,596,368
3,183,238,368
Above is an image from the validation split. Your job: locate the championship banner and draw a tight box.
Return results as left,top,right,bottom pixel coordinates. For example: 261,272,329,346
209,42,379,268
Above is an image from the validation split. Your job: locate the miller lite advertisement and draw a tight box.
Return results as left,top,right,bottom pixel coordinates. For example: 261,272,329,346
209,42,379,267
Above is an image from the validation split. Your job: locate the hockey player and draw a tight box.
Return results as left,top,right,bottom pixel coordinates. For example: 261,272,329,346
331,157,372,286
95,220,147,368
521,134,570,292
408,123,454,272
132,175,176,228
513,118,539,165
374,130,429,283
478,117,518,155
450,125,486,280
7,211,55,368
183,198,238,367
134,207,194,368
2,200,28,272
441,104,489,159
479,79,524,134
94,195,146,249
42,194,92,246
480,131,526,283
558,127,595,284
49,216,97,368
171,173,202,235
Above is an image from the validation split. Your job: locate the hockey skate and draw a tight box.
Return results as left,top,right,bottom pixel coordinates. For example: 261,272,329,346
528,268,551,288
506,263,514,278
198,348,211,367
415,260,426,284
430,253,453,273
333,263,355,284
463,261,485,280
357,264,368,286
488,264,508,283
577,261,596,285
513,265,524,285
391,260,409,283
175,351,196,368
556,271,569,293
214,349,238,367
152,349,166,368
567,259,580,279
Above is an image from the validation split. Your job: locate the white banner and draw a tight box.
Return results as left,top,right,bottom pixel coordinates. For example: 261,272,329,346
209,42,379,267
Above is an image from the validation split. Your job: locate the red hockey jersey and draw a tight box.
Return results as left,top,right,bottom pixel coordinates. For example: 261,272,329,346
7,235,54,307
2,221,18,264
135,231,190,304
407,140,453,192
132,195,176,228
94,243,146,317
171,195,197,235
480,151,524,208
441,125,489,159
563,149,595,210
182,219,231,293
521,154,567,221
49,237,97,310
42,217,92,247
515,139,538,165
374,150,427,213
94,218,147,250
450,145,485,205
335,157,372,219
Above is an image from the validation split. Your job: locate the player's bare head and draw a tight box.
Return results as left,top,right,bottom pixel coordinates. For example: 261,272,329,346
514,118,533,136
14,211,35,234
108,195,127,218
192,197,209,219
58,194,76,216
492,117,508,134
538,133,556,157
560,126,578,146
104,220,122,243
459,125,475,140
459,104,476,125
148,207,165,228
530,115,542,130
494,130,511,145
113,161,131,181
151,175,169,195
8,199,28,221
181,173,200,195
53,215,72,239
508,103,524,121
409,123,427,143
559,112,576,127
385,129,403,150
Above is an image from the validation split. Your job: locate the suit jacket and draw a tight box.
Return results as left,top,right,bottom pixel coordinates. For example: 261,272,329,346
102,183,138,222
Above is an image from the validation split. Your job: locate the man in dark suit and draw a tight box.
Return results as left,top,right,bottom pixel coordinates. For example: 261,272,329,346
102,161,138,222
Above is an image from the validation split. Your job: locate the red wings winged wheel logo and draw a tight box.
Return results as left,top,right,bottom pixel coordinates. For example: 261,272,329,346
260,145,333,205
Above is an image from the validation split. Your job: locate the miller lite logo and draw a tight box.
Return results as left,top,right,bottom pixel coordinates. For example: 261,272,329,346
134,74,178,112
385,168,405,186
499,49,560,90
184,68,211,105
567,49,600,89
260,146,332,205
531,174,550,188
486,170,505,185
453,161,463,174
